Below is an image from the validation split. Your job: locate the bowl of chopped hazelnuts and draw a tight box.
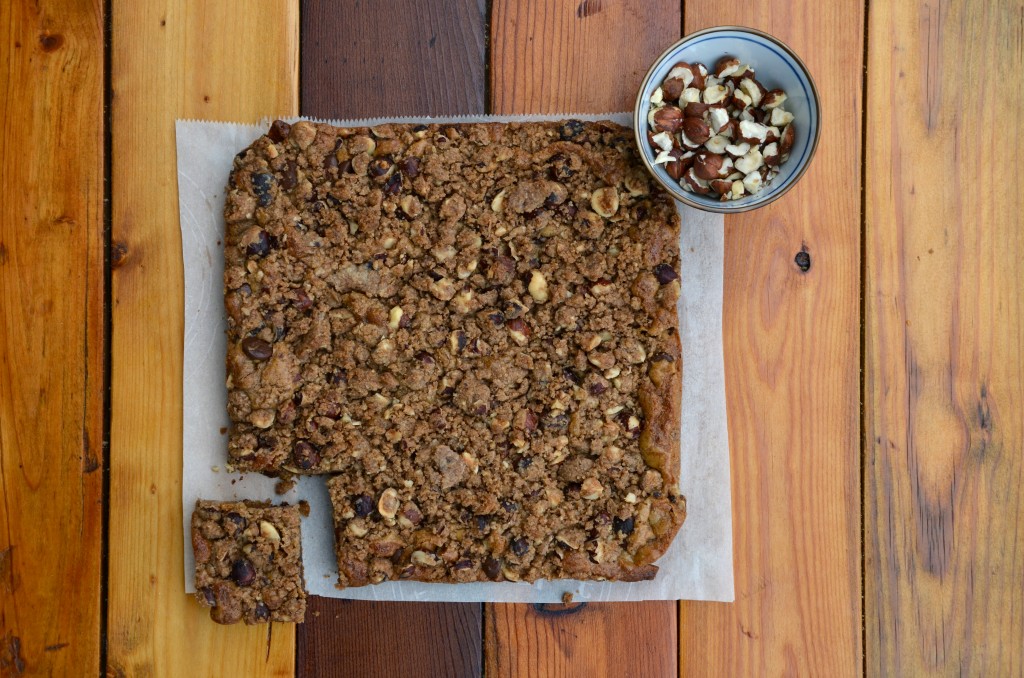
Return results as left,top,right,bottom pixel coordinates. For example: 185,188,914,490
634,26,820,212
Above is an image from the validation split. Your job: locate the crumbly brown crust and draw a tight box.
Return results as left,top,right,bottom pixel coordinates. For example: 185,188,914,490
191,500,306,623
223,119,685,585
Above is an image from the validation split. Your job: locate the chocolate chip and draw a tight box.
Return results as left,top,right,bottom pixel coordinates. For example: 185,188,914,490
613,516,635,536
245,230,271,258
488,311,506,326
398,156,420,178
279,161,298,190
267,120,291,143
239,283,252,296
511,538,530,556
483,557,502,580
654,263,679,284
563,368,582,385
323,153,339,173
415,350,435,365
383,173,402,195
241,336,273,361
589,381,607,396
453,559,474,570
475,515,491,531
558,120,585,140
500,499,518,513
225,512,247,531
256,434,277,450
292,440,320,470
200,586,216,606
651,352,674,362
251,173,274,207
548,153,576,181
561,201,578,219
231,558,256,587
353,494,374,517
253,603,270,621
516,456,533,472
368,158,392,178
339,159,354,174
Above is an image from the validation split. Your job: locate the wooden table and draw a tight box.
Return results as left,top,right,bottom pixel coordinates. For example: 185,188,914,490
2,0,1021,675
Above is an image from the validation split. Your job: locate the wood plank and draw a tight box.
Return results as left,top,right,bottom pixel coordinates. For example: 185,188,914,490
490,0,681,114
300,0,487,118
486,3,680,676
107,2,299,675
486,603,677,677
0,0,104,674
864,1,1024,674
296,599,482,677
296,2,487,674
678,5,865,677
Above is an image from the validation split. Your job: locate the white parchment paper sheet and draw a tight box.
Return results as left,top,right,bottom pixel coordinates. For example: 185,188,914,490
177,113,733,602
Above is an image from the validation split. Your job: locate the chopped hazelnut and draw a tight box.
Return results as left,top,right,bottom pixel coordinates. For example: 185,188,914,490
259,521,280,543
378,488,400,519
581,477,604,500
528,271,549,303
388,306,404,330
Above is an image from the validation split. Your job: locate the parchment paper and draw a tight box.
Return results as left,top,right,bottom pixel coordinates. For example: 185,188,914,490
177,113,733,602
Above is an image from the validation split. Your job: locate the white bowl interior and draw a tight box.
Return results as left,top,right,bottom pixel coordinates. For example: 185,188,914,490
637,29,819,210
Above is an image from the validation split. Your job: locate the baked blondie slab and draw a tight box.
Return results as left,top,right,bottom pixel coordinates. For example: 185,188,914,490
224,119,685,584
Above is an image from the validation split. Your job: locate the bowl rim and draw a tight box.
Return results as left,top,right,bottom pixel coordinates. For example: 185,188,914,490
633,25,822,214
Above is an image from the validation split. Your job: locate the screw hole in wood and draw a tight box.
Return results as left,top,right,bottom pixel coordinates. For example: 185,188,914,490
794,249,811,272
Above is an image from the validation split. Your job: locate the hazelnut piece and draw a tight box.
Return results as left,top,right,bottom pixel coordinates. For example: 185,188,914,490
377,488,400,519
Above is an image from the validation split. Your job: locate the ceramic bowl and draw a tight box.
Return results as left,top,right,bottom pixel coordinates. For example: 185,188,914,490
633,26,821,212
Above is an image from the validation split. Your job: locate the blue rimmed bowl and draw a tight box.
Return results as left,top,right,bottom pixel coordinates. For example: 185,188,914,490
633,26,821,213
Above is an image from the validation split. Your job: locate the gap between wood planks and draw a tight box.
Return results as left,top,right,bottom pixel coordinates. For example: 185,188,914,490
100,0,113,673
858,1,871,676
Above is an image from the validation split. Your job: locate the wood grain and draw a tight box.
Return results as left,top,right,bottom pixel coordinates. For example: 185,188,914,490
486,603,677,678
296,3,486,673
107,2,299,675
489,0,681,114
678,4,865,677
864,0,1024,674
486,4,680,676
300,0,487,118
296,599,482,677
0,0,104,674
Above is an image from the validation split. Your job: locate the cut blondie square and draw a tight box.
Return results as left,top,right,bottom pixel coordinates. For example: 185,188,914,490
191,499,306,623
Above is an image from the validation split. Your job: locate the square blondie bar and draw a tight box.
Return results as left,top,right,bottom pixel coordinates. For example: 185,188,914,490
191,500,306,623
